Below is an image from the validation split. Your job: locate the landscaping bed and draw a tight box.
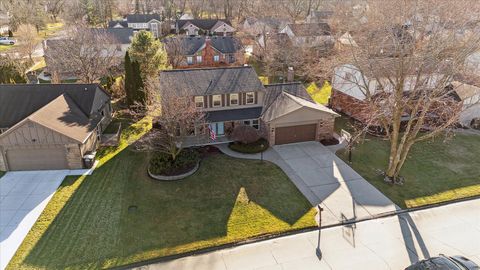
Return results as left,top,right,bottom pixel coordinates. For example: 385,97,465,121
8,118,315,269
320,137,339,146
228,138,269,154
149,149,200,176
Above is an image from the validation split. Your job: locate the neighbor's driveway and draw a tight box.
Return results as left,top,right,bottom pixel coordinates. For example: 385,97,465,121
218,142,399,226
0,168,93,270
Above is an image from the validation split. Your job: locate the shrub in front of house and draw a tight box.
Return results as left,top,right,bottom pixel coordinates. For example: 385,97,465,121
230,125,261,144
149,149,200,176
229,137,269,154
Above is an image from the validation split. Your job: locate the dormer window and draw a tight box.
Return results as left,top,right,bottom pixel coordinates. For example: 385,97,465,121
196,55,203,63
214,55,220,62
230,93,238,105
246,92,255,104
195,96,204,108
187,56,193,65
212,95,222,107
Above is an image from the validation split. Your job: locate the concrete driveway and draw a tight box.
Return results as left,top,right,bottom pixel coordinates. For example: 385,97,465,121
0,168,93,270
272,142,399,225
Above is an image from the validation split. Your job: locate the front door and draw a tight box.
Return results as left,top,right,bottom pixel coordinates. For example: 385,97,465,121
209,122,225,136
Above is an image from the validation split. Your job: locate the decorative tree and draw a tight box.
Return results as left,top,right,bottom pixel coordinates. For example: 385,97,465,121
230,125,261,144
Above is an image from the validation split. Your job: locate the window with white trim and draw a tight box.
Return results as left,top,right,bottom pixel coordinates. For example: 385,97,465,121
229,93,238,105
246,92,255,104
212,95,222,107
243,119,259,129
213,55,220,62
196,55,203,63
194,96,204,108
187,56,193,64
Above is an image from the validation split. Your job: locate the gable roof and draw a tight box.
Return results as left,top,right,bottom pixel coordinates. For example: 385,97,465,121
108,20,128,28
177,19,232,31
286,23,331,37
25,94,96,143
126,13,161,23
0,84,109,128
158,66,265,96
90,28,134,44
163,36,242,55
263,82,313,111
262,90,338,122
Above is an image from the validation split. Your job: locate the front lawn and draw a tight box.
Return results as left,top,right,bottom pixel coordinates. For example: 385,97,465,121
336,131,480,208
9,119,315,269
0,44,14,52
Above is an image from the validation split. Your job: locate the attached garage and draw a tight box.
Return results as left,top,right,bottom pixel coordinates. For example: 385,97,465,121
275,124,317,145
6,147,68,171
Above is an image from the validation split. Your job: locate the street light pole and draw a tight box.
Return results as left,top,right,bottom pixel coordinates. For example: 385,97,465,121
316,205,324,259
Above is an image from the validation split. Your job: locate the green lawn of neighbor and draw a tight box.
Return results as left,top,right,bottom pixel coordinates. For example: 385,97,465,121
336,121,480,208
8,118,315,269
0,44,14,52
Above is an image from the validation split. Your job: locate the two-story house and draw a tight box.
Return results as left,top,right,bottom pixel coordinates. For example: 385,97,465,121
158,66,338,146
163,36,244,68
108,13,162,38
0,84,112,171
175,19,235,36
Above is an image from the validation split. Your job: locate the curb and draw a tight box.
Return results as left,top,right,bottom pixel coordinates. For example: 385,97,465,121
109,195,480,270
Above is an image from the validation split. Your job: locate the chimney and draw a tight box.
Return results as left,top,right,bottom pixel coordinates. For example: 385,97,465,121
287,67,294,82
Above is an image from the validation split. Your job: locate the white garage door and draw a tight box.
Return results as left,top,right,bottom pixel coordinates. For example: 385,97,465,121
6,147,68,171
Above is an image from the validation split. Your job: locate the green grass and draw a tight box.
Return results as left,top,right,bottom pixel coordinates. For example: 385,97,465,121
8,118,315,269
0,171,5,178
0,44,15,52
38,22,64,39
336,131,480,208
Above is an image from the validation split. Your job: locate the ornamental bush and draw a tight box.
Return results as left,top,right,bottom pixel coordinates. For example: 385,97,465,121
149,149,199,176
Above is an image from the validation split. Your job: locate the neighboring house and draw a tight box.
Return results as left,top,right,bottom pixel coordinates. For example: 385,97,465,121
451,79,480,128
108,13,162,38
163,36,243,68
90,28,134,57
306,10,334,23
0,12,8,35
330,61,447,124
279,23,335,50
0,84,112,171
175,19,235,36
158,66,338,146
179,13,194,20
241,17,290,36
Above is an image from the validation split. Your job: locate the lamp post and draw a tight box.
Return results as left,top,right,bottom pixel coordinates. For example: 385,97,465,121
316,205,324,259
260,144,264,162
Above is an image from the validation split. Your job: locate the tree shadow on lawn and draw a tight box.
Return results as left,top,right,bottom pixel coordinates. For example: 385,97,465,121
20,150,314,269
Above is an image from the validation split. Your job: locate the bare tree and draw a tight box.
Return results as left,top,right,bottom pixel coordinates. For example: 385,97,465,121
16,24,40,62
163,37,190,68
46,0,65,22
45,25,120,83
139,79,206,160
331,0,480,183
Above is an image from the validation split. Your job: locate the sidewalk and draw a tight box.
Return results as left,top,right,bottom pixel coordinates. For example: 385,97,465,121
135,198,480,270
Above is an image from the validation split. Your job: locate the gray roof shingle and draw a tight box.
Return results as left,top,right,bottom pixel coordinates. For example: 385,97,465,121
286,23,331,37
206,107,263,122
263,82,313,113
90,28,134,44
126,13,161,23
177,19,232,31
0,84,109,128
159,66,265,96
163,36,242,55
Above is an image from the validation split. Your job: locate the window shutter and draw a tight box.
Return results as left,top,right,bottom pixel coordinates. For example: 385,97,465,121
221,94,225,106
254,92,258,104
226,94,230,106
209,95,213,108
203,96,208,108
